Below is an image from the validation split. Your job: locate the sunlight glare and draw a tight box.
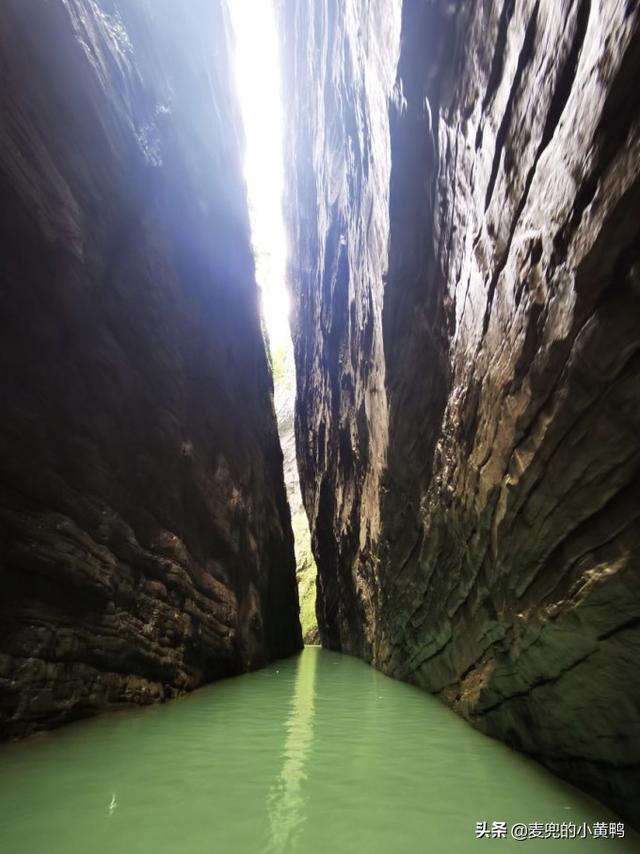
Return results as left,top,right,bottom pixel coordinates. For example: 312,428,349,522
228,0,290,350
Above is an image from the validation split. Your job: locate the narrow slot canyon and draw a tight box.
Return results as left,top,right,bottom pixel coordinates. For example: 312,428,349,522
228,0,319,643
0,1,638,851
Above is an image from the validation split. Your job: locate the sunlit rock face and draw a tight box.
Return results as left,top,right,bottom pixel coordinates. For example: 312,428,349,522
281,0,640,823
272,345,318,643
0,0,302,737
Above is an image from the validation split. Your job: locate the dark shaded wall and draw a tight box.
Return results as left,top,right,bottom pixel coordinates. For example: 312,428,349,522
281,0,640,823
279,0,401,659
0,0,302,738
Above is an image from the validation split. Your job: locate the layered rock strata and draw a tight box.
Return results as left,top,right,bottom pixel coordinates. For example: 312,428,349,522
0,0,301,738
281,0,640,823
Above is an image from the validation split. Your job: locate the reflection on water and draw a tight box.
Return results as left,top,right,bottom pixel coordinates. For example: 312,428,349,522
0,647,637,854
267,646,317,850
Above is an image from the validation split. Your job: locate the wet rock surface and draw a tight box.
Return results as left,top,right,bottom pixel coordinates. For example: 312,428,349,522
281,0,640,823
0,0,301,738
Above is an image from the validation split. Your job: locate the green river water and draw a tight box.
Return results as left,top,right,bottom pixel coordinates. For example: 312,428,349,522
0,647,637,853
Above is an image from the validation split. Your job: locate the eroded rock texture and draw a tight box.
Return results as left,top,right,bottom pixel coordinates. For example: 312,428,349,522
0,0,301,738
282,0,640,823
280,0,401,657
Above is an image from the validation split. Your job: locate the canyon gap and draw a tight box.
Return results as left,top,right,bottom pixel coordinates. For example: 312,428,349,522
0,0,638,832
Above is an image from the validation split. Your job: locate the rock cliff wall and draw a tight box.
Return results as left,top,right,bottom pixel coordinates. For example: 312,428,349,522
281,0,640,823
280,0,402,657
0,0,301,738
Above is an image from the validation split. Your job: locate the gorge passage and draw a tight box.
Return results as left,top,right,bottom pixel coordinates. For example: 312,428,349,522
0,0,639,837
